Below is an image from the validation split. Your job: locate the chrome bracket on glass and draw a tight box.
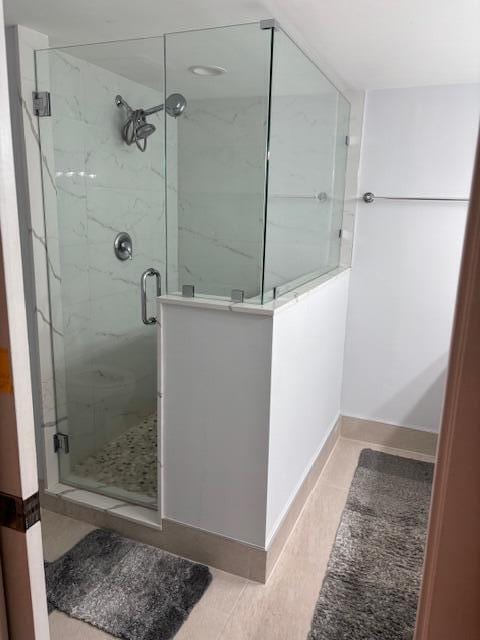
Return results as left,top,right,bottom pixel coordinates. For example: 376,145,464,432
141,268,161,325
182,284,195,298
231,289,245,303
114,232,133,261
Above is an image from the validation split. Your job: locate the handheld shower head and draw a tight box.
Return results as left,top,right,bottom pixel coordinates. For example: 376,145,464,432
116,92,187,152
119,108,156,152
133,120,156,140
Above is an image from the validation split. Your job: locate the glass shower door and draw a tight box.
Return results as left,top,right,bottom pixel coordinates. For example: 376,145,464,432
35,37,166,507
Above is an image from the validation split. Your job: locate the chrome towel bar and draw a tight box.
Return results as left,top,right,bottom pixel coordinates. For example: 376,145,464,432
363,192,469,204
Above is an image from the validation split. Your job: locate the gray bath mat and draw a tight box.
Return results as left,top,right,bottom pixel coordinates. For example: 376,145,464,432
45,529,212,640
308,449,434,640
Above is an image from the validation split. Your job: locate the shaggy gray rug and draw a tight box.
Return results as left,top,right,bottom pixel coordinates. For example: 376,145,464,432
45,529,212,640
308,448,434,640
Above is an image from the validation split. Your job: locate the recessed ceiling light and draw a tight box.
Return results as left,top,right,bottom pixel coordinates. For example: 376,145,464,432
188,65,227,77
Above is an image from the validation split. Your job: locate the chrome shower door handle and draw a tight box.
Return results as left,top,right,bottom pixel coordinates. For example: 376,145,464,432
141,268,161,325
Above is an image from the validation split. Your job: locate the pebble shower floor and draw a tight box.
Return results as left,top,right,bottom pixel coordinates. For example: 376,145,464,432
73,415,157,499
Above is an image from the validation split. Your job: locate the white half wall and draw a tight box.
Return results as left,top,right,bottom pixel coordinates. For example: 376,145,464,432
161,302,272,547
266,269,350,543
342,84,480,432
160,269,350,547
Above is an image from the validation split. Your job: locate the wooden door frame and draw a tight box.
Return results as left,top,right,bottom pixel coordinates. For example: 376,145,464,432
415,130,480,638
0,557,8,640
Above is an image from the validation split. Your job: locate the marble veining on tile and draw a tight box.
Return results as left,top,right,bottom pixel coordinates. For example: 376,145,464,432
29,43,169,487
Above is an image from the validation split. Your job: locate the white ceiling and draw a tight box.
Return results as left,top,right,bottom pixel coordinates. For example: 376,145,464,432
39,24,339,101
4,0,480,90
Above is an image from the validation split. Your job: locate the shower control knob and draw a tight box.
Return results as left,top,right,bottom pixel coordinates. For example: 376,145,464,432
114,232,133,261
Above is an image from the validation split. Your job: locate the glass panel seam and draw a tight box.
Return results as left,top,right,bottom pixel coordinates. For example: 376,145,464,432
260,26,275,305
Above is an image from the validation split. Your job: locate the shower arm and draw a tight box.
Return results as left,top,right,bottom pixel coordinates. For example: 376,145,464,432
115,95,133,114
143,103,165,116
116,95,164,117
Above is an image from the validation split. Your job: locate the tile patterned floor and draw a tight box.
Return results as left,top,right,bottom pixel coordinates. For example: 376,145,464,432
43,438,435,640
72,415,157,498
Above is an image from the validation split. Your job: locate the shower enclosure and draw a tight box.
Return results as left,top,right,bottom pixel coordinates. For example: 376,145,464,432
35,21,350,507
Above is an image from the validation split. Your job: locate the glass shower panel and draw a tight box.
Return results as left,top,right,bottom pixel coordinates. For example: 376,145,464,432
263,28,350,300
165,23,272,300
35,37,166,506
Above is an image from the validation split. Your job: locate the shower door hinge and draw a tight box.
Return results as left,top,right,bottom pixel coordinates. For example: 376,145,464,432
53,432,70,454
0,491,41,532
32,91,51,117
345,135,350,146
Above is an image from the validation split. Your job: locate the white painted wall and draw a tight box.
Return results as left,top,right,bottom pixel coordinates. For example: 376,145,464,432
161,302,272,546
342,84,480,432
266,269,349,543
161,269,350,547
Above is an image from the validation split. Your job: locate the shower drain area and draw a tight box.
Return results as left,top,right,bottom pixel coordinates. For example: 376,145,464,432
72,415,157,502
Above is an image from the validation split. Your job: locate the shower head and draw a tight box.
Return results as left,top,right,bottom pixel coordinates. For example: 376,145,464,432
133,120,156,140
115,92,187,152
119,107,156,152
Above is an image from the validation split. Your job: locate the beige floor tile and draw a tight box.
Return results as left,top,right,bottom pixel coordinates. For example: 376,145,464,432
197,568,248,614
43,511,247,640
219,482,349,640
49,611,114,639
176,568,247,639
219,559,319,640
319,437,434,490
318,437,367,489
43,441,432,640
281,481,350,568
41,508,97,562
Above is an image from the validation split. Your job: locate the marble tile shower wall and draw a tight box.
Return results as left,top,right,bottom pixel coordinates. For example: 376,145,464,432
177,97,267,298
177,92,347,299
43,50,168,464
